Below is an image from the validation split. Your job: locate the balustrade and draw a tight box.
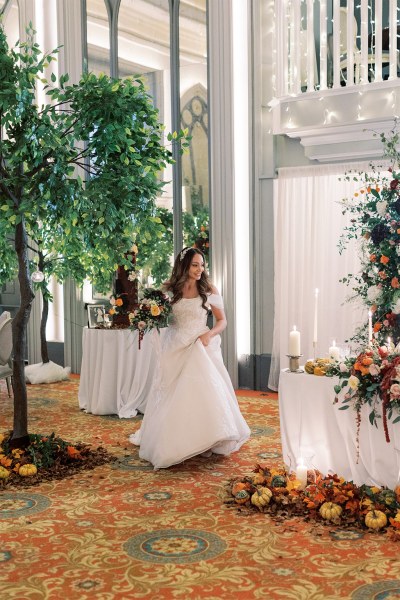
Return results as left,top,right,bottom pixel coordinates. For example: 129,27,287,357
274,0,400,99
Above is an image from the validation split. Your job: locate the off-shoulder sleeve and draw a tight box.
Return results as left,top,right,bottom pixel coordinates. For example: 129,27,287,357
208,293,224,310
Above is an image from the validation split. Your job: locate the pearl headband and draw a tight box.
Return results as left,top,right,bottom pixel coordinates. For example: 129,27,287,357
179,248,190,261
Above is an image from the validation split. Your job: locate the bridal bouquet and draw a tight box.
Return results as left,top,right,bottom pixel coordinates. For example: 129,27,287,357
129,288,171,348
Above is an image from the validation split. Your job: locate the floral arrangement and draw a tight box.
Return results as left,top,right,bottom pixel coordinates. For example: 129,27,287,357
326,344,400,444
0,431,114,487
128,287,171,348
228,463,400,540
338,125,400,348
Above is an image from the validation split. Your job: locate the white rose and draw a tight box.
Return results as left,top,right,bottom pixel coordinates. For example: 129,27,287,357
348,375,360,390
367,285,383,303
376,201,388,216
392,298,400,315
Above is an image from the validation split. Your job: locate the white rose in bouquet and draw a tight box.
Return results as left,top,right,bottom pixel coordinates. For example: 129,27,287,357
367,285,382,303
392,297,400,315
376,200,388,216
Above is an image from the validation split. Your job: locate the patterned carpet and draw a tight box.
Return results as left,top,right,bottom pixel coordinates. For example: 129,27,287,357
1,378,400,600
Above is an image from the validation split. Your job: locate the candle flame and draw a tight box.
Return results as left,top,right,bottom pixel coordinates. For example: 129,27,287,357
315,288,319,296
293,325,297,331
332,340,336,346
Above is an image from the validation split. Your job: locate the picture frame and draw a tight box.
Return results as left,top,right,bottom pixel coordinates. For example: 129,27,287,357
88,304,106,329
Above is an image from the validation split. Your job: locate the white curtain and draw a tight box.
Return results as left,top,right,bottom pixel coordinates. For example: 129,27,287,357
268,161,390,391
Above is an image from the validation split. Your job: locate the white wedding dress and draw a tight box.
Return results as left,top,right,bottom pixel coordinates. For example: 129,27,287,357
129,293,250,469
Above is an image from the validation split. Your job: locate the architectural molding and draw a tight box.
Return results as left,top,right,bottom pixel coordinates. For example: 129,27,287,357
270,83,400,162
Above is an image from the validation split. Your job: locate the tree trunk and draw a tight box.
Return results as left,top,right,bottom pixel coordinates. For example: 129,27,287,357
11,218,35,446
40,292,49,363
38,251,50,364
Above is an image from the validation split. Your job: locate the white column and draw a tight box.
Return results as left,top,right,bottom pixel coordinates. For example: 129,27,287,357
275,0,286,96
282,0,289,95
56,0,83,84
233,0,251,361
17,0,36,42
16,1,41,364
292,0,301,94
208,0,238,385
374,0,382,82
319,0,327,90
306,0,314,91
360,0,368,84
346,0,354,87
389,0,397,80
332,1,340,88
56,0,85,372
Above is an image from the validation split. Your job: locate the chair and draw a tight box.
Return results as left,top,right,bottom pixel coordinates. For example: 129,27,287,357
0,316,13,397
368,26,398,81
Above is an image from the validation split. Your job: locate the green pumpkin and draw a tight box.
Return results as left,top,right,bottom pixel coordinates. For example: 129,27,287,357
379,489,397,508
235,490,250,504
271,475,287,488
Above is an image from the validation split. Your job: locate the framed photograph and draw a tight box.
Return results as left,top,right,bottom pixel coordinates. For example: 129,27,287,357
88,304,106,329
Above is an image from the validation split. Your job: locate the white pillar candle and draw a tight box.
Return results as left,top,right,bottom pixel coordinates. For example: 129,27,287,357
329,340,340,361
368,310,373,347
289,326,301,356
296,461,308,490
313,288,319,344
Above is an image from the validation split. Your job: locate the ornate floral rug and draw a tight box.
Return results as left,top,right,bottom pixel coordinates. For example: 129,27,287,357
0,379,399,599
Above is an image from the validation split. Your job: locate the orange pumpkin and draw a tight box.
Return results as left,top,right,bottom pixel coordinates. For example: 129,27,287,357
232,481,248,496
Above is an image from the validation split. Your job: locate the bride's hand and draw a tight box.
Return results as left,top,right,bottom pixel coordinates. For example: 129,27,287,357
198,331,212,346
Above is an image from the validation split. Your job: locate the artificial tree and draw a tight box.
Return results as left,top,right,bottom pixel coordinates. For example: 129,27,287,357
0,26,187,445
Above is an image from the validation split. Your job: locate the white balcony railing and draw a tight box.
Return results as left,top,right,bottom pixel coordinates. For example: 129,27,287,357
274,0,400,99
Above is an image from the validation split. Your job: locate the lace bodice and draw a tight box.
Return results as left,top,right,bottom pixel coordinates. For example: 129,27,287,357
169,294,224,340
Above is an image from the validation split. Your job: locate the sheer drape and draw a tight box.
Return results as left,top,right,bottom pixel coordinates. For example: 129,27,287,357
268,161,390,391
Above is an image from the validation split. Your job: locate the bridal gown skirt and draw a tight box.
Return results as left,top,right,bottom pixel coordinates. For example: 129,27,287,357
130,327,250,470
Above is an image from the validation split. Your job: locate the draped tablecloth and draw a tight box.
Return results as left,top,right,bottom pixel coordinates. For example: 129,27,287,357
78,327,165,418
279,370,400,489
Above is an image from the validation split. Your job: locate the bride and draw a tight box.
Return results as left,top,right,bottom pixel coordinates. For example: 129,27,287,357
129,246,250,469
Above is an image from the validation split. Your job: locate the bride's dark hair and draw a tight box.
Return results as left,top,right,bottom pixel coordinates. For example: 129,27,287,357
164,247,213,311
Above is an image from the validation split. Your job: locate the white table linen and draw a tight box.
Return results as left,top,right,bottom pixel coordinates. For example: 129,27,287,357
279,370,400,488
79,327,164,418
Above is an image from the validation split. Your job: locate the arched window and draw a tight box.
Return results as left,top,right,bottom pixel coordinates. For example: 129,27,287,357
86,0,111,75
